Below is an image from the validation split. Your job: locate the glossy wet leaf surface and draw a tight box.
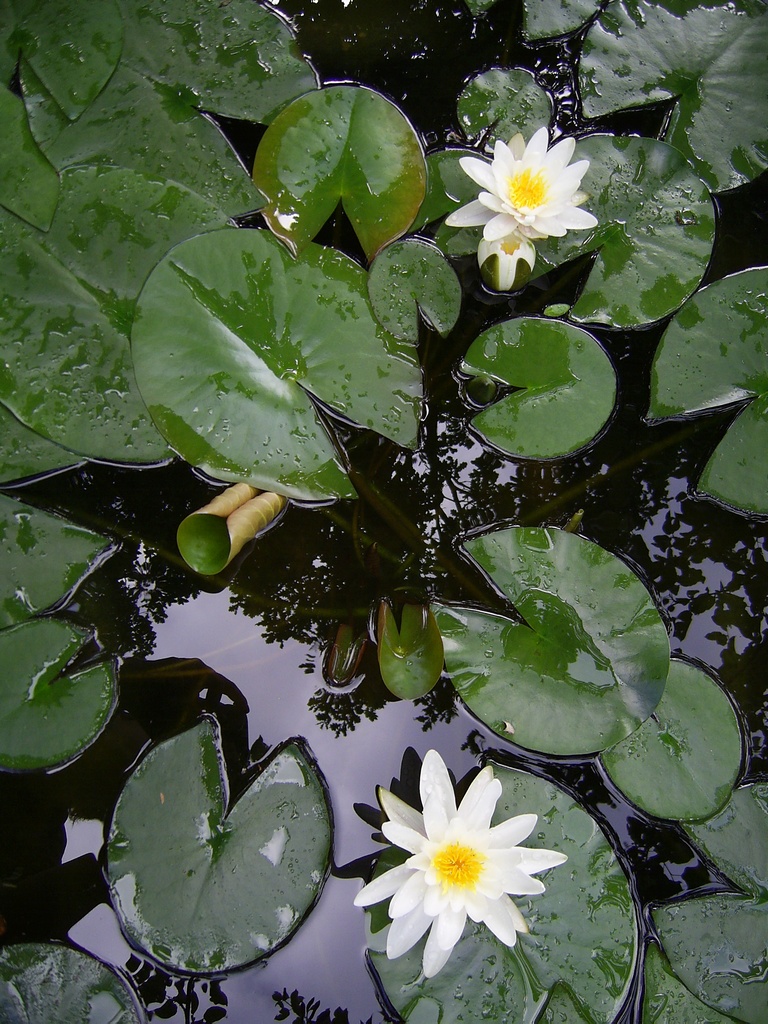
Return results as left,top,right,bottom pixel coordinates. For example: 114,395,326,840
0,85,58,230
648,268,768,514
107,721,331,972
536,135,715,326
253,84,426,260
369,766,636,1024
0,405,81,484
642,944,737,1024
456,68,552,146
0,618,116,770
435,527,670,754
522,0,601,40
461,318,617,458
367,238,461,341
580,0,768,190
601,660,741,822
412,147,478,237
377,602,444,699
132,228,422,500
0,492,111,630
0,942,142,1024
685,783,768,899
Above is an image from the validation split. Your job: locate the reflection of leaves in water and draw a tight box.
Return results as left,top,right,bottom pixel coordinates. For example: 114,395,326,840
273,987,374,1024
128,955,228,1024
415,676,459,731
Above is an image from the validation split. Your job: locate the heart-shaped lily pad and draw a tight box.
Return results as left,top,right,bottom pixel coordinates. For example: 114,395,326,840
580,0,768,190
601,660,741,822
456,68,552,147
0,618,116,770
367,238,461,342
0,492,111,630
131,228,422,500
0,84,58,230
368,766,636,1024
107,720,332,972
435,527,670,755
648,268,768,515
0,942,142,1024
535,135,715,326
461,317,617,458
377,602,444,700
253,84,426,260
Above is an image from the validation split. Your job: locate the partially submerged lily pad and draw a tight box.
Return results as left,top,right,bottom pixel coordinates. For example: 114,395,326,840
107,721,332,972
456,68,552,147
461,317,617,458
368,767,636,1024
435,527,670,755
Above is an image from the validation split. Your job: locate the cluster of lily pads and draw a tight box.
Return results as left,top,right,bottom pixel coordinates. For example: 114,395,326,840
1,0,768,1022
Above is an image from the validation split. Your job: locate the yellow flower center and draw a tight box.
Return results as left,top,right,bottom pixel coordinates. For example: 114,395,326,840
507,168,549,211
500,238,522,256
432,842,485,891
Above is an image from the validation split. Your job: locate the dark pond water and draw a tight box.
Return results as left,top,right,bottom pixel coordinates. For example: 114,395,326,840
2,1,768,1022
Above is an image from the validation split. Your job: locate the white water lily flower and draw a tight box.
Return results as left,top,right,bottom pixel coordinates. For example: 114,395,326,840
478,232,537,292
354,750,568,978
445,126,598,242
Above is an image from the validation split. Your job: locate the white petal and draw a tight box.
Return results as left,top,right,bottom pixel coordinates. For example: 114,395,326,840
457,155,497,193
556,206,598,230
378,787,426,836
419,750,457,818
386,904,432,959
478,190,508,214
456,766,495,821
382,820,428,855
423,882,449,917
423,790,451,843
543,135,576,175
529,215,567,237
353,862,415,907
460,776,502,831
501,864,546,896
435,905,467,951
481,894,528,947
463,888,489,922
525,126,550,162
487,813,538,848
444,199,492,228
483,213,524,241
389,869,430,918
518,848,568,875
507,133,526,160
422,924,455,978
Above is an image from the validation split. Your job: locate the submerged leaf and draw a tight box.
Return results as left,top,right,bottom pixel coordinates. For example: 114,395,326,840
253,85,426,260
435,527,670,755
107,721,331,972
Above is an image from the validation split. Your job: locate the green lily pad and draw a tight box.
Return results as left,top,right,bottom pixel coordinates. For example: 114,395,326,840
9,0,123,120
377,602,444,700
107,721,332,972
253,84,426,260
0,618,116,770
367,239,461,341
654,894,768,1024
642,943,737,1024
463,0,500,14
601,660,741,822
117,0,316,124
580,0,768,190
456,68,552,147
369,766,636,1024
648,268,768,515
461,317,617,458
0,85,58,230
0,943,142,1024
523,0,603,40
0,403,81,484
411,147,478,241
536,135,715,326
0,492,111,630
685,784,768,899
131,228,422,500
435,527,670,755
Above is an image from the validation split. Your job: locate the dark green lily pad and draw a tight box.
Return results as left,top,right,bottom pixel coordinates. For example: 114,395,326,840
580,0,768,190
9,0,123,120
601,660,741,822
642,943,737,1024
369,766,636,1024
654,895,768,1024
434,527,670,755
411,147,478,238
0,942,142,1024
367,239,461,341
131,228,422,500
463,0,500,14
536,135,715,326
107,721,331,972
253,85,426,260
685,784,768,899
0,492,111,630
523,0,602,40
0,404,81,484
648,268,768,515
461,317,617,458
377,602,444,700
456,68,552,146
0,85,58,230
0,618,116,770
